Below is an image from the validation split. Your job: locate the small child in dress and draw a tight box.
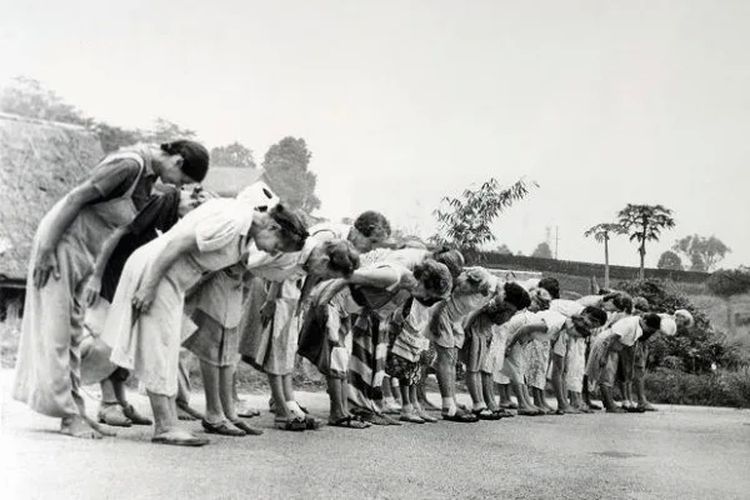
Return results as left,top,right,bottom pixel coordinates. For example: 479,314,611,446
385,298,438,423
461,294,518,419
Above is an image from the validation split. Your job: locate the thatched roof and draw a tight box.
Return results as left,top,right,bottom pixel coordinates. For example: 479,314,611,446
0,112,103,281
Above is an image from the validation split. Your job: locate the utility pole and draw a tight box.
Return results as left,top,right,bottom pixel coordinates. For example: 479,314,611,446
554,225,560,260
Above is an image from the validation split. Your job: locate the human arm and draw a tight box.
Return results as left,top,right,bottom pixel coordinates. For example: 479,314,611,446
506,322,548,350
132,231,197,314
33,182,104,288
260,281,282,322
84,226,129,307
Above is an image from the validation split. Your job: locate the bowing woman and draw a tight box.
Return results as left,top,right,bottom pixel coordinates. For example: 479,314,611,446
101,199,308,447
13,140,209,440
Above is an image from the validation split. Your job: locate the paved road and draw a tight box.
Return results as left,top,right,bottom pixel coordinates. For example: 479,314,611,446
2,370,749,500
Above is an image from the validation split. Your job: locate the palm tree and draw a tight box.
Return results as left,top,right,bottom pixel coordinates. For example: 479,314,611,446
584,223,626,288
617,204,676,280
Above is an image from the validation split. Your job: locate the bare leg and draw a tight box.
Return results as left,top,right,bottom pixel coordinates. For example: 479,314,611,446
269,373,292,419
466,371,485,409
200,360,225,423
481,373,498,412
328,377,349,422
551,355,570,412
148,391,205,444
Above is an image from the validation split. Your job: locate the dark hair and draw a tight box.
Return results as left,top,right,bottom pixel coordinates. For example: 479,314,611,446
353,211,391,238
160,140,210,183
268,204,309,251
485,298,518,325
413,260,453,297
633,296,650,312
432,247,465,280
324,240,360,277
503,282,531,310
582,306,608,327
643,313,662,331
603,292,633,314
538,277,560,299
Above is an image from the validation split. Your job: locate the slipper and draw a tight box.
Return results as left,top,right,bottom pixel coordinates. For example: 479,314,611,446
231,420,264,435
499,402,518,410
399,414,426,424
417,412,438,423
474,409,503,421
328,415,371,429
517,409,542,416
626,406,647,413
97,405,132,428
152,432,209,447
122,404,153,426
553,409,566,416
493,409,515,418
586,402,603,411
442,412,479,423
274,416,306,432
201,420,246,436
639,403,657,412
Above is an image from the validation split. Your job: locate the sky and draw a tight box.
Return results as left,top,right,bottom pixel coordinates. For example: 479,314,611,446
1,0,749,268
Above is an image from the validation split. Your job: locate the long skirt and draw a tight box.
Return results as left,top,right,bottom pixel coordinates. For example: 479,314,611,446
526,339,551,390
347,310,388,414
12,237,92,417
239,279,300,376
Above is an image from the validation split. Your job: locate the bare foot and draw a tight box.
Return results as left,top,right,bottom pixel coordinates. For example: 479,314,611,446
60,415,103,439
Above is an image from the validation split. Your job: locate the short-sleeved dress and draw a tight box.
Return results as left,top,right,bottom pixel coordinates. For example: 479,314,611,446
499,310,536,385
101,198,259,396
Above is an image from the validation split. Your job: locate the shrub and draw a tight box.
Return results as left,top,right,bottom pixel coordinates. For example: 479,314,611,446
618,279,744,373
645,367,750,408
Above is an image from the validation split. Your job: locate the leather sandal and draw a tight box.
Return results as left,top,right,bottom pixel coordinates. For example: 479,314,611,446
201,419,246,436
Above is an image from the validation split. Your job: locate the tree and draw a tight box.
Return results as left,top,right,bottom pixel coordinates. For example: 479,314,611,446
672,234,731,272
706,269,750,335
657,250,683,271
584,222,627,288
210,142,256,168
146,118,197,143
93,122,147,153
495,244,513,255
432,178,537,263
0,76,90,126
617,204,676,280
531,242,553,259
262,137,321,213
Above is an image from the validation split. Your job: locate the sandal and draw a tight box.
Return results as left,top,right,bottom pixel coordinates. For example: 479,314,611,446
474,409,503,421
517,409,542,416
442,412,479,423
97,404,132,428
416,411,438,423
122,404,153,426
328,415,371,429
201,419,246,436
231,420,264,435
399,413,426,424
274,416,307,432
493,409,514,418
152,430,209,447
304,415,323,430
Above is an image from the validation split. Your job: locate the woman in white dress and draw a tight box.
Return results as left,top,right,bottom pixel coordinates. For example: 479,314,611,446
102,199,308,446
